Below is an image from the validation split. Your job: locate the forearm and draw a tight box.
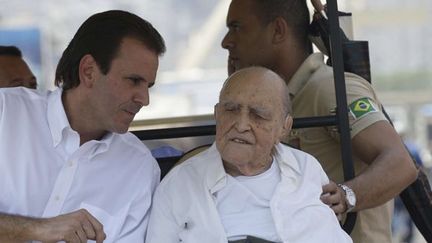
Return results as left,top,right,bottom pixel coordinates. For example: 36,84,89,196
0,213,40,241
345,149,417,211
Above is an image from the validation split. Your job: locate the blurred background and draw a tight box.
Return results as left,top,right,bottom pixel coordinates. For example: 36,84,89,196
1,1,431,242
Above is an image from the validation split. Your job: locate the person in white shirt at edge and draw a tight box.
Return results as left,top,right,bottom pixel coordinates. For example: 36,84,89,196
0,10,165,243
145,67,352,243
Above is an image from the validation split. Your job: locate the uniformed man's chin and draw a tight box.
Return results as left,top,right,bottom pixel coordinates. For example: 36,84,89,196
235,64,246,72
237,63,257,71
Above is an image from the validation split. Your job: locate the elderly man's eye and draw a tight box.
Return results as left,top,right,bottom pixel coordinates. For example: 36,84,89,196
252,111,271,120
223,103,238,112
253,113,264,119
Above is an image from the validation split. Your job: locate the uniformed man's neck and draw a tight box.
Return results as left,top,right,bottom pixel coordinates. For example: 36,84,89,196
276,51,309,84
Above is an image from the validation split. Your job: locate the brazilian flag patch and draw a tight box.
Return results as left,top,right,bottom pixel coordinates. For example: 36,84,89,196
349,98,377,119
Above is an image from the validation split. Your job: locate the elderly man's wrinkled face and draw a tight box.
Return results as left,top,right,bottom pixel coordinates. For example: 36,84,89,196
215,68,290,175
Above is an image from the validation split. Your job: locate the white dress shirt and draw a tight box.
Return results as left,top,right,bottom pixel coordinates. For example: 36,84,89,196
146,143,352,243
0,87,160,242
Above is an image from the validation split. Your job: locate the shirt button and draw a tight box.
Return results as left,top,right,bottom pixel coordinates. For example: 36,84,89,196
69,160,74,167
55,195,60,201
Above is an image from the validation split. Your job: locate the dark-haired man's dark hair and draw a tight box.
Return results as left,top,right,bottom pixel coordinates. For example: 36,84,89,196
252,0,311,52
55,10,166,91
0,46,22,57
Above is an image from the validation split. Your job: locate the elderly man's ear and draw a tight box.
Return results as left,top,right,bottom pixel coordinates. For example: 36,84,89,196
280,115,293,139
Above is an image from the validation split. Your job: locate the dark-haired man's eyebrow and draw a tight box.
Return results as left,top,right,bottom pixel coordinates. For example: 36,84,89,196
124,74,154,88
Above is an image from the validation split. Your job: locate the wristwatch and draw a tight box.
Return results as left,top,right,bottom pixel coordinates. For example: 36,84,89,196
338,184,356,213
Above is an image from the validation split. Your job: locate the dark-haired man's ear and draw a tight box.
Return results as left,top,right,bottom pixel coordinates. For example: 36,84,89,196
78,54,98,88
272,17,289,44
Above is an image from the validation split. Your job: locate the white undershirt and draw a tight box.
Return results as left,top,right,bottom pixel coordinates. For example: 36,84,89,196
215,160,282,242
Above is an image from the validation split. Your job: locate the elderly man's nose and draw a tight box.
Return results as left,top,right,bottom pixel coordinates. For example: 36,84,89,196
235,114,251,132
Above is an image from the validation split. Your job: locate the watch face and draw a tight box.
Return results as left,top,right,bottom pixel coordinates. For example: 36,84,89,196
347,192,356,207
339,184,356,208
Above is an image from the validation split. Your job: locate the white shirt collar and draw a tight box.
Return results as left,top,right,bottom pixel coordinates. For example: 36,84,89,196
205,144,228,194
204,143,302,194
273,143,302,176
47,88,71,147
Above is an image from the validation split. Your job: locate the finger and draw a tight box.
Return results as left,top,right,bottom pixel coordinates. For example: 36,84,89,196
322,182,338,195
82,220,96,239
337,213,343,222
96,231,107,243
75,228,87,243
81,210,106,242
331,202,346,214
329,191,343,203
320,193,332,206
64,231,81,243
321,189,342,205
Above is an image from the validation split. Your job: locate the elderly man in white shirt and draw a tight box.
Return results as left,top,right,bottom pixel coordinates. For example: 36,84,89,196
146,67,352,243
0,10,165,243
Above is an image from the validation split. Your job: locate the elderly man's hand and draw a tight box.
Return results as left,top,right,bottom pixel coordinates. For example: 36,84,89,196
321,181,347,221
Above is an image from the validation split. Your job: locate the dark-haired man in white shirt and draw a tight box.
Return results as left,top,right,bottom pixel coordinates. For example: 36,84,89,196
0,10,165,243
